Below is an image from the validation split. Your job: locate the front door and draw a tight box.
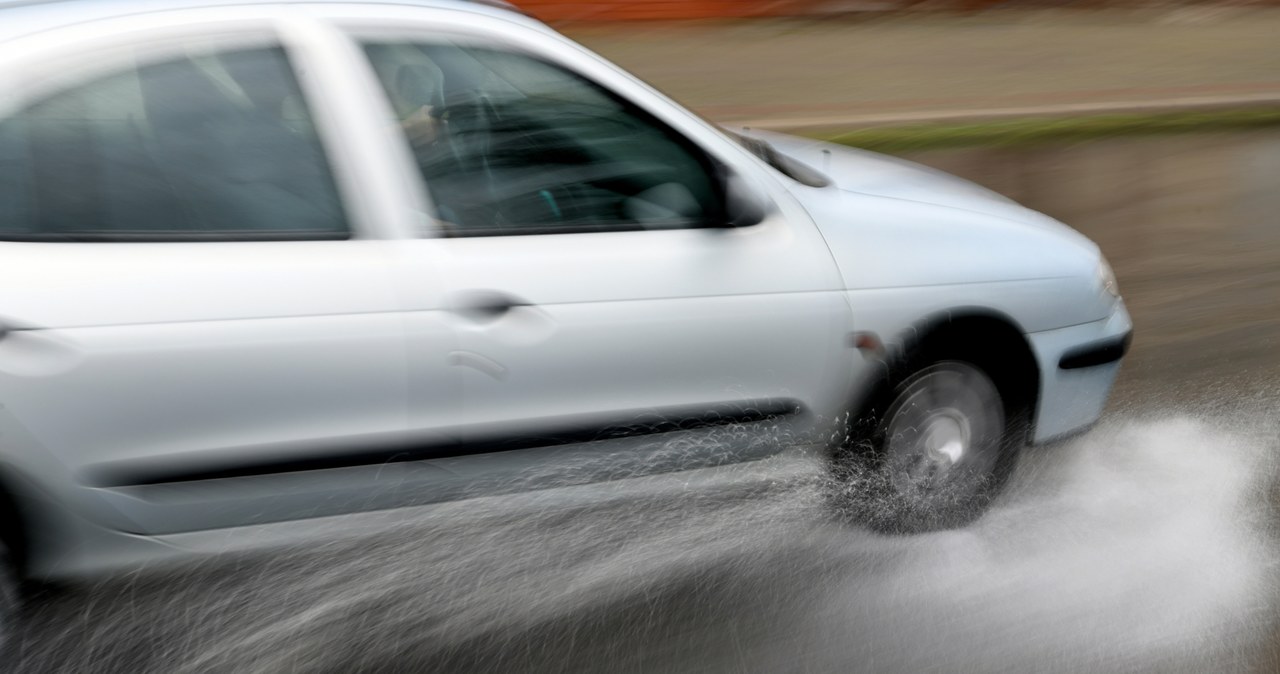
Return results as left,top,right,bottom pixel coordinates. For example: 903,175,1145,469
349,27,854,485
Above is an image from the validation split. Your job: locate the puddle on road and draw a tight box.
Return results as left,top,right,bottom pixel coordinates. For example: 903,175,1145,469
8,408,1278,673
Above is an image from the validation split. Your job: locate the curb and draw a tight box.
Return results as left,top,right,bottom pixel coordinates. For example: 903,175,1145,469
726,92,1280,132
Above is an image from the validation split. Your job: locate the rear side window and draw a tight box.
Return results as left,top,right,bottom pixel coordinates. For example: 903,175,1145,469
0,44,349,241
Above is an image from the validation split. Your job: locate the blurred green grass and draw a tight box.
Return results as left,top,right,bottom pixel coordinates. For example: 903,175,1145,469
811,108,1280,152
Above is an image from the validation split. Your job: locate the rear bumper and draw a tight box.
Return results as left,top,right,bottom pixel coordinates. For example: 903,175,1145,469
1027,301,1133,444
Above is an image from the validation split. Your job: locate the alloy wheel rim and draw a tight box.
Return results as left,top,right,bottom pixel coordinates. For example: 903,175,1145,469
883,362,1004,501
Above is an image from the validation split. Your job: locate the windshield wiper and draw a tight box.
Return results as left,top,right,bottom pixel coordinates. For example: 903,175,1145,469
723,129,831,188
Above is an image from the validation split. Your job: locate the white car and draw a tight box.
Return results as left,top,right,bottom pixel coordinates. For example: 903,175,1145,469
0,0,1130,639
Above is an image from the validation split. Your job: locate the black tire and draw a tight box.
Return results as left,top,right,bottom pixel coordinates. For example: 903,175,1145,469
0,542,17,654
833,359,1024,533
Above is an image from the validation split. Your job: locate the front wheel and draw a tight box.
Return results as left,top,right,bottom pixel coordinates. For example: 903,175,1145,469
835,360,1020,533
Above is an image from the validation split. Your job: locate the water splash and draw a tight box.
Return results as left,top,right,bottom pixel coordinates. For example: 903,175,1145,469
9,413,1278,673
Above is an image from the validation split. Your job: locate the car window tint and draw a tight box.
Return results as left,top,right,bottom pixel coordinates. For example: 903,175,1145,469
362,40,725,236
0,45,348,241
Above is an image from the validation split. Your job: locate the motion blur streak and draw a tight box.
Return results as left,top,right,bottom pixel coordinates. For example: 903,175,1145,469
8,412,1277,673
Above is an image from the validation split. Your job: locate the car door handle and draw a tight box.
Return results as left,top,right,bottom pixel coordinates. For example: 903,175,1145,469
446,290,533,323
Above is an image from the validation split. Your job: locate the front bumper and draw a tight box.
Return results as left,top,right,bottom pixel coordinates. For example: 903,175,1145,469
1026,301,1133,443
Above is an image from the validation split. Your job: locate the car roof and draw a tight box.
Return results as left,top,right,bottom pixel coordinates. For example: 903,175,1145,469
0,0,525,43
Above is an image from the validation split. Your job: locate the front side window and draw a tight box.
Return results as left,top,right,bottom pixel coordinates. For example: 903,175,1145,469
0,43,348,241
363,39,725,236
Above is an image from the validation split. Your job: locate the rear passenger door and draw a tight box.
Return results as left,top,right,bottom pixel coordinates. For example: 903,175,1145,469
0,24,451,534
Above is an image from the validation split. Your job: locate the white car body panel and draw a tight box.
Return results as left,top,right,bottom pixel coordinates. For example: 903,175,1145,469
415,229,854,434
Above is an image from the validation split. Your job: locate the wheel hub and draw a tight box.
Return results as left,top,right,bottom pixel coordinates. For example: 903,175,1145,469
922,410,970,468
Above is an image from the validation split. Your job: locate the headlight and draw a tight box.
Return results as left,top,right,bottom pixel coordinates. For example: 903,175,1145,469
1097,259,1120,298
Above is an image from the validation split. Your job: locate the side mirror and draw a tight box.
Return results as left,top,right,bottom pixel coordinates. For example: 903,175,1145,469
722,172,770,228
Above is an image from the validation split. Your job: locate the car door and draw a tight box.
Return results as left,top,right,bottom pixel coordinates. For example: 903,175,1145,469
0,19,456,534
337,12,856,488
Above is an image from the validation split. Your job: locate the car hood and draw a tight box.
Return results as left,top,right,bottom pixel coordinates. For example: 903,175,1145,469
726,129,1112,327
732,128,1094,247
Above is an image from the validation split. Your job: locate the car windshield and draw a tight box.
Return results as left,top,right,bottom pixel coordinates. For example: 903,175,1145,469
721,128,831,188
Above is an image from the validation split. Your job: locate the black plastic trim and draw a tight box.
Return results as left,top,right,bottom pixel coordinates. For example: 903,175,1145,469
88,399,804,487
1058,331,1132,370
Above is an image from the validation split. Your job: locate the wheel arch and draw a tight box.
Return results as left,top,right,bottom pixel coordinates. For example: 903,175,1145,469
0,464,41,578
855,307,1042,442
